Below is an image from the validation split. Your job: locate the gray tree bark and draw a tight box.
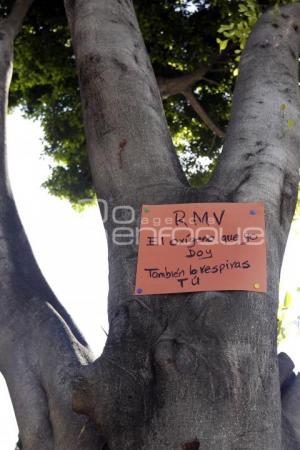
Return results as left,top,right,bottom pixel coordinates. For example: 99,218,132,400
63,1,300,449
1,0,300,449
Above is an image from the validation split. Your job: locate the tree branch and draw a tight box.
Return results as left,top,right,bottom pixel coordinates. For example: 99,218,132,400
156,56,227,138
0,2,103,447
206,4,300,255
202,77,219,86
204,10,300,445
3,0,34,38
278,352,295,388
183,88,225,138
156,46,232,98
157,65,209,98
64,0,188,209
64,0,192,328
282,373,300,449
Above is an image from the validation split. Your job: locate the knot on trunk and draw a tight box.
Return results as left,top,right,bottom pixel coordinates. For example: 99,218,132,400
181,438,200,449
72,334,154,441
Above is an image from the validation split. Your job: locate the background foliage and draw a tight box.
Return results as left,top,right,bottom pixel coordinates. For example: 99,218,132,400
2,0,298,204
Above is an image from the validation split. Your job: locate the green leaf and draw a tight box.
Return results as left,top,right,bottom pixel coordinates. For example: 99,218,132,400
216,38,228,51
287,118,296,129
284,291,293,308
239,5,248,13
218,23,235,33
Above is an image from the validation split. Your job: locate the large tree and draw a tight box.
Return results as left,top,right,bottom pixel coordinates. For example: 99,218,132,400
0,0,300,449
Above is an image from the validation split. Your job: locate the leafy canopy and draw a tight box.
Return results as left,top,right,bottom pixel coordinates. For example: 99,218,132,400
3,0,297,205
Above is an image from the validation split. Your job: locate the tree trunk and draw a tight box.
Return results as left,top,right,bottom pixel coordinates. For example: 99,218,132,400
0,2,102,448
2,0,300,449
64,1,300,449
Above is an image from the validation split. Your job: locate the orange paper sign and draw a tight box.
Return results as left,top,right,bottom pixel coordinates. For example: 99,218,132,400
135,203,266,295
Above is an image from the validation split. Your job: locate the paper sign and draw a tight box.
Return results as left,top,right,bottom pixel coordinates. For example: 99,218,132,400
135,203,266,295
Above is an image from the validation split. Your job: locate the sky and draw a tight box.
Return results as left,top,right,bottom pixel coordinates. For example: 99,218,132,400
0,110,300,448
